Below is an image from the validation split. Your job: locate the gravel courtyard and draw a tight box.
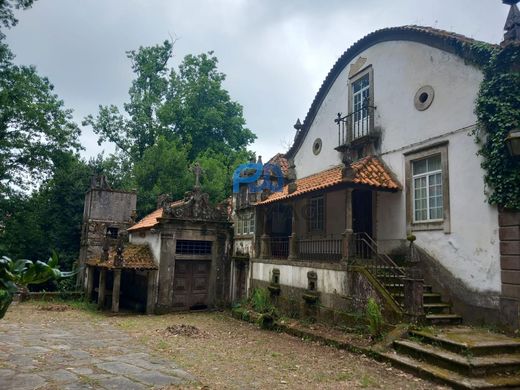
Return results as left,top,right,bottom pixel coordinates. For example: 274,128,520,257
0,301,446,389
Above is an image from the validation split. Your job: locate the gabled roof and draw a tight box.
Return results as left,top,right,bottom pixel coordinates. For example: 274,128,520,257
258,156,400,204
287,25,494,159
86,244,157,270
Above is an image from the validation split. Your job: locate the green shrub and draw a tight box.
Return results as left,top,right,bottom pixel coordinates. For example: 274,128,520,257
365,297,383,339
250,288,272,314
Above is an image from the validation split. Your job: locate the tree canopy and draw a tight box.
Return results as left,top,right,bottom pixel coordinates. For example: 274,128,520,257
85,41,256,213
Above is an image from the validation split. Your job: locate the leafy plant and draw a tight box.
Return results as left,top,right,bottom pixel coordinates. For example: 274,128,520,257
365,297,384,340
472,42,520,210
250,288,272,314
0,251,74,319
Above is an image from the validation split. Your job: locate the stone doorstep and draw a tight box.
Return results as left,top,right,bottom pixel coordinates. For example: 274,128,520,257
410,329,520,356
394,339,520,376
380,352,520,390
229,312,520,389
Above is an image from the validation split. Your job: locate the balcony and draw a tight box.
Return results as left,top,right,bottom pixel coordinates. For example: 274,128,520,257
334,104,376,150
261,235,344,261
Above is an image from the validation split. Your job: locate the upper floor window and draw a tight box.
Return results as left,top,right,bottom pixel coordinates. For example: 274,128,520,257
348,66,373,141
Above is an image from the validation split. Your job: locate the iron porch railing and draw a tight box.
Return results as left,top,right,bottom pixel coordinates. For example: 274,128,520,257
335,104,375,147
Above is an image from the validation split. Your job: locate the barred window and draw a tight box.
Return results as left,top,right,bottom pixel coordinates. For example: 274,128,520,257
309,196,324,232
176,240,212,255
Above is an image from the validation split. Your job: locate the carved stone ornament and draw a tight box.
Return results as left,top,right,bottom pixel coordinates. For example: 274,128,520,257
163,188,228,222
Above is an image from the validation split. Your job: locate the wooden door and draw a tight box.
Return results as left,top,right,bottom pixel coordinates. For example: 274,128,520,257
172,260,211,310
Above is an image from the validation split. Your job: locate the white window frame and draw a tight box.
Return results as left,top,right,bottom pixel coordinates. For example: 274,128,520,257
405,142,450,233
348,65,374,142
412,155,443,223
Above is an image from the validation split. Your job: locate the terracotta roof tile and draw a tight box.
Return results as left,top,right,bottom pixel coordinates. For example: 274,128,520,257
259,156,400,204
267,153,289,176
128,200,184,232
86,244,157,270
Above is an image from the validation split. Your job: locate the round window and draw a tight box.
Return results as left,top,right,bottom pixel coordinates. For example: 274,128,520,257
312,138,322,155
414,85,434,111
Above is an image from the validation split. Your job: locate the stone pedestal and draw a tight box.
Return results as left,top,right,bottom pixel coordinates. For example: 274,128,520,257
403,277,424,323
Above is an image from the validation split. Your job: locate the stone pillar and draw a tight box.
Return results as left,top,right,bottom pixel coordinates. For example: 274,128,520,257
403,276,424,323
158,232,175,309
146,270,158,315
98,268,106,310
111,268,122,313
86,266,94,301
342,189,354,260
259,206,270,258
288,205,298,260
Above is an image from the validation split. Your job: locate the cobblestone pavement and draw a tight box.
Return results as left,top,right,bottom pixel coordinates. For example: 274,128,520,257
0,304,195,389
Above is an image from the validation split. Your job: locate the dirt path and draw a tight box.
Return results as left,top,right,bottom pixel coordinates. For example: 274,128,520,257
1,302,447,389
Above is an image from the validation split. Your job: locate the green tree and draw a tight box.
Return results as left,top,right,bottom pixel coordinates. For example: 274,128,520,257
0,153,92,268
0,0,81,198
84,41,256,209
133,137,191,215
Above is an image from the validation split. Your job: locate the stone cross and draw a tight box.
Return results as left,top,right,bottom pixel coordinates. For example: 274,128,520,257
192,162,203,189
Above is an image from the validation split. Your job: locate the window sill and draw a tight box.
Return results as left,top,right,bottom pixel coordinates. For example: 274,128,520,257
411,221,449,233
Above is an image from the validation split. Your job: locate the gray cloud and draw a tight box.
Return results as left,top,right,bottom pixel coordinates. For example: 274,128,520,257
5,0,509,160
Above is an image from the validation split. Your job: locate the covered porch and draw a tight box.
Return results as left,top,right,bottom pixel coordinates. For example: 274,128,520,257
255,156,402,262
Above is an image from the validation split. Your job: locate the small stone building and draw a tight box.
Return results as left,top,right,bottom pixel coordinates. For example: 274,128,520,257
127,184,232,313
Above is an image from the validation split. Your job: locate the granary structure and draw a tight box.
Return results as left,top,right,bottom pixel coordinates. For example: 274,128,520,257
240,17,520,328
78,175,137,287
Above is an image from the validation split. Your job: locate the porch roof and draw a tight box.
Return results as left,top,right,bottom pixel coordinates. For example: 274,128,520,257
86,244,158,270
258,155,400,204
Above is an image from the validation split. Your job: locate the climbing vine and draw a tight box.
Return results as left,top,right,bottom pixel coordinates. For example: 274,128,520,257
472,42,520,210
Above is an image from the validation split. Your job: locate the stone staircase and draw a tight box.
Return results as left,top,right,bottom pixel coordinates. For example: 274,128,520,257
374,266,463,325
381,326,520,389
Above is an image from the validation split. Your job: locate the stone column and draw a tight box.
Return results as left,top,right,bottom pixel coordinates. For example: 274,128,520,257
98,268,106,310
342,189,354,260
288,204,298,260
260,207,270,258
86,266,94,301
112,268,122,313
158,232,175,309
146,270,158,315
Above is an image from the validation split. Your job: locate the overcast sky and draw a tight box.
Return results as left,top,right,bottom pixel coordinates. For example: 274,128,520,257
5,0,510,161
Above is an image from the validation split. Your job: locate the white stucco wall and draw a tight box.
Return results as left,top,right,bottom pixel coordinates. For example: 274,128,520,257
291,40,500,294
251,262,348,296
129,231,161,266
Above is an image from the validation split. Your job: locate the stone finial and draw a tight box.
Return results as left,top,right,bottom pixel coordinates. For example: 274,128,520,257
192,162,203,190
503,0,520,44
293,118,302,130
257,155,263,164
113,235,124,268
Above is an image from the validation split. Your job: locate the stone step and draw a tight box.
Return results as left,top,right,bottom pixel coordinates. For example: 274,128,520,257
383,283,433,294
381,350,520,389
394,339,520,377
426,313,463,325
392,292,444,304
410,329,520,357
423,302,452,314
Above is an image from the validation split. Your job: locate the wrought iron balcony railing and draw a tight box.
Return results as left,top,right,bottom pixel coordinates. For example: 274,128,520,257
335,104,376,147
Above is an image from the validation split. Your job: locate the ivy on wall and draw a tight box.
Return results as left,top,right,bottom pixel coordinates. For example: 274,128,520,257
472,42,520,210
